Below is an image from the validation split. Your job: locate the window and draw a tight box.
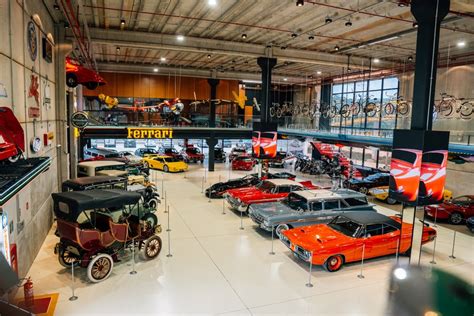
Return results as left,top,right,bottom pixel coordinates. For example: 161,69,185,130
365,224,384,237
277,186,292,193
324,200,340,210
311,202,323,211
285,194,308,210
344,197,368,207
382,224,398,235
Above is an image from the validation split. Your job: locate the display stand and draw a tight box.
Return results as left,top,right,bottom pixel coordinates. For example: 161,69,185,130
269,226,275,255
357,244,365,279
449,231,457,259
166,205,173,258
429,236,437,264
222,199,226,215
164,191,168,213
305,252,314,288
69,262,78,301
166,205,171,232
239,211,244,230
130,238,137,275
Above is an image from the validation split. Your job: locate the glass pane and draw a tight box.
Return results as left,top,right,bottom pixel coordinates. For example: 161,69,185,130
333,84,343,94
344,82,355,93
355,80,368,92
383,77,399,89
369,79,382,91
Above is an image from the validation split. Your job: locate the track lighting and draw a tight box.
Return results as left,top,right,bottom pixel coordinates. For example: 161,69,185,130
296,0,304,6
309,75,313,79
120,19,125,26
347,68,352,72
457,40,466,48
345,20,352,27
325,16,333,24
207,54,211,59
334,45,340,51
116,46,120,52
413,22,418,28
308,35,314,40
408,56,413,61
291,33,298,38
241,33,247,39
153,68,159,72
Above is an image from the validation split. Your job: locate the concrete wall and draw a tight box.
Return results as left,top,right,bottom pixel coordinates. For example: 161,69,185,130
0,0,64,278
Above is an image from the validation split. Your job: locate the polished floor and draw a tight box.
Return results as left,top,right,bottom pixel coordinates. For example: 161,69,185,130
21,164,473,315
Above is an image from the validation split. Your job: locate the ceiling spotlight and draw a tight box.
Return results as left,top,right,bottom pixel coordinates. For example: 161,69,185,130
208,0,217,6
207,54,211,59
296,0,304,6
408,56,413,61
291,33,298,38
308,35,315,40
309,75,313,79
53,1,60,10
116,46,120,52
325,16,333,24
283,78,288,81
334,45,340,51
398,2,406,7
457,40,466,48
413,22,418,28
176,35,185,41
281,46,287,50
373,58,380,63
345,20,352,27
160,57,166,62
120,19,125,26
347,67,352,72
64,22,70,29
153,68,159,72
317,71,322,75
241,33,247,39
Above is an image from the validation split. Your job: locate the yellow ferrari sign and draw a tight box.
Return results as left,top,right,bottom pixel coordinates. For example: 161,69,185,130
127,128,173,139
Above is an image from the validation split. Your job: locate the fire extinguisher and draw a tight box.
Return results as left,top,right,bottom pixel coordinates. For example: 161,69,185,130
23,277,34,310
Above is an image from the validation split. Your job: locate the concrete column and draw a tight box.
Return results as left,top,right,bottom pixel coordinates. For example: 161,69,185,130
208,78,220,128
410,0,450,130
257,57,277,124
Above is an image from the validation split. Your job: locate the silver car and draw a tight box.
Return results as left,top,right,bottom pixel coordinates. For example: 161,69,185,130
248,189,375,237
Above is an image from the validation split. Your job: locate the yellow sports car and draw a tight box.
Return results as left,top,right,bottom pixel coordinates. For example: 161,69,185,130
142,155,188,173
369,186,452,205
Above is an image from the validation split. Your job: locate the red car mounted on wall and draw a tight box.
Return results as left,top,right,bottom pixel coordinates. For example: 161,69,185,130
0,107,24,163
231,156,255,171
66,57,106,90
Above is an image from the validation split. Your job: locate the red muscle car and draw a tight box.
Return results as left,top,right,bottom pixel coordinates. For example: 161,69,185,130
425,195,474,224
418,150,448,205
389,148,422,203
281,212,436,272
252,131,260,157
66,57,106,90
259,131,278,158
0,107,24,163
182,145,204,163
232,156,255,171
224,179,316,213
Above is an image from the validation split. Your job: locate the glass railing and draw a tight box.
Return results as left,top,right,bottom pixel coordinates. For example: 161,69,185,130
81,110,252,129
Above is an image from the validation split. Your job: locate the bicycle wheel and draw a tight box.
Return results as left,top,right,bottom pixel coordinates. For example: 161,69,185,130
398,102,410,116
352,103,361,116
329,106,337,118
276,107,283,118
365,103,377,117
340,104,350,118
442,102,454,117
270,107,276,118
460,101,473,119
384,103,395,115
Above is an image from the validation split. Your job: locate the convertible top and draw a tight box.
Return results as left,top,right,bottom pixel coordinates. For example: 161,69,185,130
52,189,141,221
340,211,401,228
62,176,125,187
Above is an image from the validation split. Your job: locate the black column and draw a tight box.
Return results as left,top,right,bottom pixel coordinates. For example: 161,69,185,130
208,79,220,128
319,83,331,131
206,137,218,172
410,0,450,131
257,57,277,124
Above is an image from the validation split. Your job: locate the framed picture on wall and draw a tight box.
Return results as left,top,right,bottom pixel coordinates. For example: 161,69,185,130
42,36,52,63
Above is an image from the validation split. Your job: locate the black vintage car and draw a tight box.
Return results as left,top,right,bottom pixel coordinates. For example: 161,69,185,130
268,151,288,168
214,147,226,162
205,172,296,198
344,172,390,194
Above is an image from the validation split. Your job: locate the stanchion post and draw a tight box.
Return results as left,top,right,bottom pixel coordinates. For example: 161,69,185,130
269,225,275,255
228,165,231,181
239,210,244,230
208,184,211,203
430,236,437,264
395,237,400,264
161,177,164,196
69,262,78,301
166,205,172,258
166,205,171,232
222,199,226,215
130,238,137,275
201,177,204,193
449,231,456,259
305,252,314,288
357,244,365,279
433,206,438,227
164,191,168,213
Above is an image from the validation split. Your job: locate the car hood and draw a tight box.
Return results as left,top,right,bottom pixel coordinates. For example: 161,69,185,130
226,187,276,203
282,224,351,251
250,201,295,217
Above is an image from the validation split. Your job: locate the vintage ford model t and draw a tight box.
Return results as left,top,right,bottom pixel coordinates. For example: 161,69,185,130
52,189,162,283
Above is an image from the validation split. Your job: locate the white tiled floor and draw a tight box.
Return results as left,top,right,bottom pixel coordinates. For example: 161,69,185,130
22,164,473,315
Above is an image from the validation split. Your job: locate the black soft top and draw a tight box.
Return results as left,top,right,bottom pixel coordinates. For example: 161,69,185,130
341,211,401,228
52,189,141,221
62,176,125,190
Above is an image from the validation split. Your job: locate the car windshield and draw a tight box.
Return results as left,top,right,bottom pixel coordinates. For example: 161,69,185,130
423,152,445,165
261,132,276,139
328,216,362,237
104,152,120,158
392,150,418,164
284,193,308,211
162,157,180,163
257,181,275,192
233,148,246,153
187,148,201,154
143,149,157,154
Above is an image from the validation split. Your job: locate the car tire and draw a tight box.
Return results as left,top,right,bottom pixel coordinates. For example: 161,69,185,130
141,235,162,260
359,187,368,195
449,212,463,225
386,197,397,205
87,253,114,283
143,161,149,169
323,255,344,272
58,248,78,268
141,212,158,228
66,73,78,88
147,198,159,211
85,82,99,90
275,224,290,238
163,165,169,172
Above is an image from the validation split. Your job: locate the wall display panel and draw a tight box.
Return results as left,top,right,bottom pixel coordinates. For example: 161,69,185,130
0,55,12,108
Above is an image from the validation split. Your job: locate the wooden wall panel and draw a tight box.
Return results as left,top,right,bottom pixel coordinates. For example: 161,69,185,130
149,75,166,98
195,79,210,99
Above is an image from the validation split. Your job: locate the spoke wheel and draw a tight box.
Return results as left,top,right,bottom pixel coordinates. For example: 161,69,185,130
142,235,162,260
141,212,158,228
87,253,113,283
449,212,463,225
143,161,149,169
324,255,344,272
58,248,78,268
359,186,368,195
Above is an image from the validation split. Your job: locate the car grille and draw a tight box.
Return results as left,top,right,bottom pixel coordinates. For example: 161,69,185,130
225,195,240,206
295,245,310,261
249,212,265,225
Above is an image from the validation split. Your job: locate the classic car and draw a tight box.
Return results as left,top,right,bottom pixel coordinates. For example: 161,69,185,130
119,151,142,164
214,147,226,162
205,172,296,198
369,186,452,205
182,145,204,163
52,189,162,282
158,147,187,161
466,217,474,233
232,156,256,171
389,149,423,203
0,107,24,163
77,161,128,177
229,147,248,161
224,179,317,213
268,151,288,168
418,150,448,205
259,131,278,158
249,189,375,236
142,155,188,173
66,57,106,90
135,147,158,157
280,211,436,272
252,131,260,157
345,173,390,194
425,195,474,224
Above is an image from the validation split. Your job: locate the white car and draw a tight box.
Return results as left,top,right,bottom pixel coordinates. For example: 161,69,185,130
119,151,142,163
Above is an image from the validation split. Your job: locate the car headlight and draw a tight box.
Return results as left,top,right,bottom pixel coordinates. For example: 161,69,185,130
263,220,270,227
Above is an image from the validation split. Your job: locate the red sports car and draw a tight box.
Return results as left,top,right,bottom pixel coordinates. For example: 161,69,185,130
252,131,260,157
281,212,436,272
66,57,106,90
158,147,186,161
259,131,278,158
418,150,448,205
232,156,255,171
183,145,204,163
425,195,474,225
389,148,422,203
0,107,24,163
224,179,316,213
